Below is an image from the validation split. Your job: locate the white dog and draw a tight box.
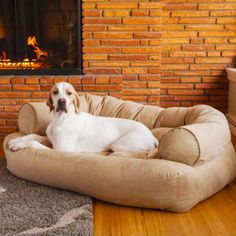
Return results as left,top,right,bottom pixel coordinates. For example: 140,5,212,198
8,82,159,153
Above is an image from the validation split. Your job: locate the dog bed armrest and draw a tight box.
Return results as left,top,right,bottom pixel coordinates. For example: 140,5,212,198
157,105,232,165
18,102,52,135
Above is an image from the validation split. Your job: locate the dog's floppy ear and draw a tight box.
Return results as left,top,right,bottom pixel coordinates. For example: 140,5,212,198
72,90,80,114
46,92,54,112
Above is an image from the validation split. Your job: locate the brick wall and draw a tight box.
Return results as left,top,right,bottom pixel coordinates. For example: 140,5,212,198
0,0,235,137
161,0,236,109
82,0,161,103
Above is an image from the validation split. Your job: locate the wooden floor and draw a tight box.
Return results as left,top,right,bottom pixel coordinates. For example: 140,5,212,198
1,138,236,236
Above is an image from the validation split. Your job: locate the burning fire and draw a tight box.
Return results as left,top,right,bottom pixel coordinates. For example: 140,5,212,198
27,36,48,60
0,36,49,70
3,50,6,60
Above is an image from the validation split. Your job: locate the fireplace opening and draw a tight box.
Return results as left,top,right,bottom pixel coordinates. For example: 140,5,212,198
0,0,82,75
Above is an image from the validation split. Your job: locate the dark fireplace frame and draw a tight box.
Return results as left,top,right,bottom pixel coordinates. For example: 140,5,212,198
0,0,82,75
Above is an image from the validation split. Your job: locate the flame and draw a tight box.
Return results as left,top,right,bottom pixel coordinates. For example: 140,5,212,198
27,36,48,60
3,50,6,60
0,36,50,70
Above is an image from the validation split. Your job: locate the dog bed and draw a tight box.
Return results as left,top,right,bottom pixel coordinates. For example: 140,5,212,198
3,94,236,212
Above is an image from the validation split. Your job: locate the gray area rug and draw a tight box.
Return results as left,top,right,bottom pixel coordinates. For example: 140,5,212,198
0,159,93,236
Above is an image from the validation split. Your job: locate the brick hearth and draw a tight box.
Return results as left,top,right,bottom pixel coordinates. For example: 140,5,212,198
0,0,235,137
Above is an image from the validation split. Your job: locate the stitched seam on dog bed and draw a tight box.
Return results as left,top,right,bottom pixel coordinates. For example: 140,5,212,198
130,105,145,121
184,107,190,126
181,127,201,165
99,96,125,117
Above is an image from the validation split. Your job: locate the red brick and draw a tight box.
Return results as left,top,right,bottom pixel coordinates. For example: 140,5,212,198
83,39,100,46
168,90,204,95
123,96,147,102
4,106,21,112
0,77,11,84
83,18,121,24
83,10,101,17
0,119,5,126
182,45,215,51
123,81,147,88
122,68,148,74
123,89,159,96
134,32,161,39
54,77,68,83
90,62,129,67
31,92,48,98
161,78,180,83
108,26,148,31
101,40,140,46
195,83,227,89
103,10,130,17
83,25,106,32
68,76,81,84
41,85,52,91
0,113,18,119
0,92,28,98
83,68,121,74
96,76,110,84
123,18,161,25
0,126,17,133
131,10,148,17
83,47,121,54
0,99,16,105
122,47,160,54
163,4,197,10
109,55,147,61
83,85,122,91
40,77,54,84
13,85,40,91
160,102,180,108
94,32,133,39
190,38,204,44
11,78,25,84
17,99,46,105
97,3,137,9
6,120,17,126
139,2,162,9
110,76,123,84
26,77,39,84
82,76,95,84
195,58,233,64
173,96,209,101
0,85,11,90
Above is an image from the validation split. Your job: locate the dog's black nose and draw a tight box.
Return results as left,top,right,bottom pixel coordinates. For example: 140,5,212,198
58,98,66,106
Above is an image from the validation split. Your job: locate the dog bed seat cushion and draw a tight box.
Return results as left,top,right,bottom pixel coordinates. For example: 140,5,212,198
4,94,236,212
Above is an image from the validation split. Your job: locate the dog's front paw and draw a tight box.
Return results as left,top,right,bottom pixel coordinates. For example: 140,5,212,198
8,138,25,152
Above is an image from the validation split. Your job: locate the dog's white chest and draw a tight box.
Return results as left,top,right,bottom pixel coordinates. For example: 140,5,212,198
46,117,80,151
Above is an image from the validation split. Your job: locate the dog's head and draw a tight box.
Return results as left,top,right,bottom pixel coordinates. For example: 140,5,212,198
47,82,80,114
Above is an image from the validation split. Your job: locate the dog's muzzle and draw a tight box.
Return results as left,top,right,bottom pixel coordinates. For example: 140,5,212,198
56,98,67,113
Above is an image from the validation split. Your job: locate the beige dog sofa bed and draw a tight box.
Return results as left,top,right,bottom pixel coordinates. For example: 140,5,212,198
3,94,236,212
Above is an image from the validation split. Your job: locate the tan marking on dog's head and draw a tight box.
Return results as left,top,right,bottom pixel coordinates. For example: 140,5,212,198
69,87,80,114
46,84,57,112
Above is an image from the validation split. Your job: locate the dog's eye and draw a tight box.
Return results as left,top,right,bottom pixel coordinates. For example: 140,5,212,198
67,91,72,96
53,90,58,95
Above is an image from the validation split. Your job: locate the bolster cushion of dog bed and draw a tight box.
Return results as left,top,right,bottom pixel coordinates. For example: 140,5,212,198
4,94,236,212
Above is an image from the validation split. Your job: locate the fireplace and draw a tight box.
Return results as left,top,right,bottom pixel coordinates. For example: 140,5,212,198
0,0,82,75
